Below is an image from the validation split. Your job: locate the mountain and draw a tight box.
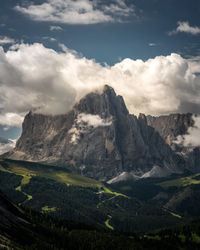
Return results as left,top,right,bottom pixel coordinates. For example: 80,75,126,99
146,113,200,173
146,113,193,150
7,85,182,182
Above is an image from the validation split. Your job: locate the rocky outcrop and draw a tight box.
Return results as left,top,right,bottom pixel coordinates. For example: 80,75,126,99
7,85,182,181
146,113,200,172
146,113,193,149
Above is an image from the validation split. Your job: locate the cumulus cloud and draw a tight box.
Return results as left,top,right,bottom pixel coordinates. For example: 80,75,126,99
0,113,24,127
188,56,200,75
14,0,135,24
0,138,16,155
0,36,15,45
175,115,200,148
69,113,112,144
169,21,200,35
50,25,63,31
0,42,200,127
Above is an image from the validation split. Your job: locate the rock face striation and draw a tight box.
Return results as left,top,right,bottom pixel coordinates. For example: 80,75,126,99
146,113,200,173
146,113,193,149
7,85,187,181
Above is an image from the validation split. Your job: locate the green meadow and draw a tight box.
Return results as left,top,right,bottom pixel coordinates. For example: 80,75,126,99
158,173,200,189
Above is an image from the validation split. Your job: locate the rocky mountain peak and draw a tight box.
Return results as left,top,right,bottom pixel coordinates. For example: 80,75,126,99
74,84,128,118
102,84,116,95
7,85,184,181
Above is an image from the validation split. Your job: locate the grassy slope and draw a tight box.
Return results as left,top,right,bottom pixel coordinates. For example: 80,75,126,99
0,158,127,197
0,159,101,188
0,159,138,231
110,173,200,222
0,158,183,232
157,173,200,188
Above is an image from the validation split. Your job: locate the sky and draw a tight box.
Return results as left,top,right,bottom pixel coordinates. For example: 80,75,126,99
0,0,200,140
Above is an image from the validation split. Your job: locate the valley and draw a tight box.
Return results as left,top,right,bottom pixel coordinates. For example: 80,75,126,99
0,158,185,232
1,173,200,250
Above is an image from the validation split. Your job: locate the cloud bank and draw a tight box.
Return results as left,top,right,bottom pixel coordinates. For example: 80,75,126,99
15,0,135,25
169,21,200,35
0,42,200,127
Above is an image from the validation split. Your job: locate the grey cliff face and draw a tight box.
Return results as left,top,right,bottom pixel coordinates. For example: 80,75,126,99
146,113,193,149
8,85,182,181
146,113,200,172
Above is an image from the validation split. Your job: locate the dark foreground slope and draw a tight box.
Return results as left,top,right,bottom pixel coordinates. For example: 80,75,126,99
3,158,200,232
1,189,200,250
0,191,32,248
0,158,182,232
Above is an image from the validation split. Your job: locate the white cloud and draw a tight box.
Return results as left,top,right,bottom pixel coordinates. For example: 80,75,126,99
50,37,57,42
50,25,63,31
175,115,200,148
69,113,112,144
3,126,9,131
0,139,16,155
0,36,15,45
169,21,200,35
42,36,57,42
14,0,135,24
0,42,200,127
149,43,156,47
77,113,112,127
68,127,80,144
0,113,24,127
188,56,200,74
58,43,78,55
